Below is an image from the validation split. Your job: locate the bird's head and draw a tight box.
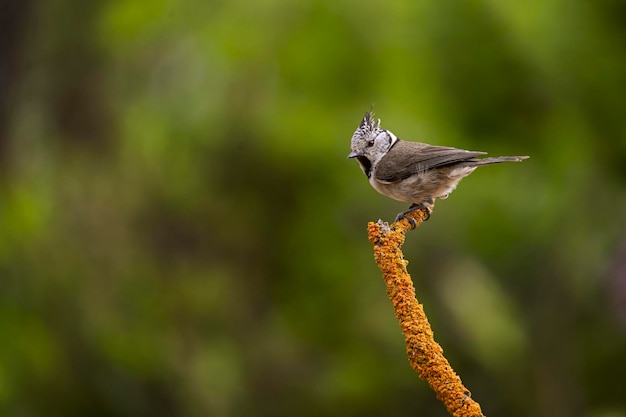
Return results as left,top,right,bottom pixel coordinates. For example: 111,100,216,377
348,111,397,176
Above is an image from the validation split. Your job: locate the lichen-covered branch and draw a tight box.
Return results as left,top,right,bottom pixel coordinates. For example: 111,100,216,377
367,208,485,417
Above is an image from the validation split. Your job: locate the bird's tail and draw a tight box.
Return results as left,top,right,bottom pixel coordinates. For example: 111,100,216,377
468,155,529,166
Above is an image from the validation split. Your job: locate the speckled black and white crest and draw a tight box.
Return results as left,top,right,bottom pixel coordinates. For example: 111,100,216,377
351,110,381,147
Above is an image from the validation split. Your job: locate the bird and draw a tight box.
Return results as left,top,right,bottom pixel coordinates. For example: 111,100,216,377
348,110,529,226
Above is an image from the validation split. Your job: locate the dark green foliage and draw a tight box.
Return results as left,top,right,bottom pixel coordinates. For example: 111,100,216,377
1,1,626,416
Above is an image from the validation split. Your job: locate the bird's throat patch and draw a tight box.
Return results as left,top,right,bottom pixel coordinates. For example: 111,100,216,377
356,156,372,178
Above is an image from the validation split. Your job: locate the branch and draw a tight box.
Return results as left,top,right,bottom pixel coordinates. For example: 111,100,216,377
367,208,485,417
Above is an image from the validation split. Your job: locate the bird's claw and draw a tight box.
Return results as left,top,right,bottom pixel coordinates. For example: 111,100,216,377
394,203,432,229
394,212,417,229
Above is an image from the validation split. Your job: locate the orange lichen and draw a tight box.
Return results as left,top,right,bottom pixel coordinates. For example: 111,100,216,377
367,208,485,417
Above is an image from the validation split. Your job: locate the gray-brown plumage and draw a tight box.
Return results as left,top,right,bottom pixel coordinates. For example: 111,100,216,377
348,111,528,224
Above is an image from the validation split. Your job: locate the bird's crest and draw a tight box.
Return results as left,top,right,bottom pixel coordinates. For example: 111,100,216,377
354,109,381,141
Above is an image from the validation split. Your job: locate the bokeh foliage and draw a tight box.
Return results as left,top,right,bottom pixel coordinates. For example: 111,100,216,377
1,0,626,416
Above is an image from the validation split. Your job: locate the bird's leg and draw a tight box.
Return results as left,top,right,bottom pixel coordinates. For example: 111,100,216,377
394,199,434,228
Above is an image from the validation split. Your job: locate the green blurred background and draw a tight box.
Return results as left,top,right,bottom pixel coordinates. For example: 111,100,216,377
2,0,626,416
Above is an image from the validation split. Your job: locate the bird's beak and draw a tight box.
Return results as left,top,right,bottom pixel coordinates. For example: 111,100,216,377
347,151,359,159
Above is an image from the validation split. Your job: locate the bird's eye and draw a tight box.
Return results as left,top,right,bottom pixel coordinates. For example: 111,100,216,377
366,140,375,147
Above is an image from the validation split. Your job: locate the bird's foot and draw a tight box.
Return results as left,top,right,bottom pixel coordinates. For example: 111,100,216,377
394,202,433,229
395,212,417,229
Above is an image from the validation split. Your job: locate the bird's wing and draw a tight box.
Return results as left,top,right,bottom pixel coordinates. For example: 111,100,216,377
374,141,487,183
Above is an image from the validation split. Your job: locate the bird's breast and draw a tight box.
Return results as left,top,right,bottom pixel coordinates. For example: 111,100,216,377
369,174,423,203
